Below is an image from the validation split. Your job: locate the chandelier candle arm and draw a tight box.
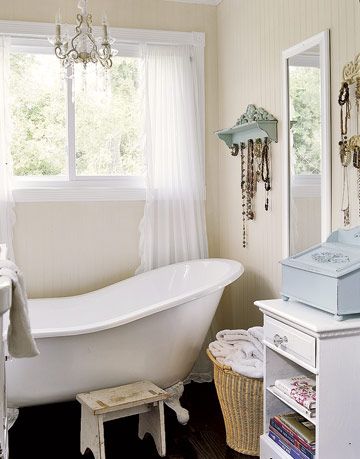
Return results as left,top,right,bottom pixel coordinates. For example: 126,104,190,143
55,9,62,42
78,0,88,16
102,13,108,41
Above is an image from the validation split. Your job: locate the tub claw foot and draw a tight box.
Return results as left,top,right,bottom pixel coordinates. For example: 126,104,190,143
8,408,19,429
164,382,189,425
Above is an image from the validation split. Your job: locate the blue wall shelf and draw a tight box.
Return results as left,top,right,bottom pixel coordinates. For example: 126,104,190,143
216,104,278,148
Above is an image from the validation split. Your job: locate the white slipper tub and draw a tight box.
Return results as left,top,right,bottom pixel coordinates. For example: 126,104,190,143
6,258,243,407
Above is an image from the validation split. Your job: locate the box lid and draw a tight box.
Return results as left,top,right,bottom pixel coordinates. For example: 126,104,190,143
281,226,360,278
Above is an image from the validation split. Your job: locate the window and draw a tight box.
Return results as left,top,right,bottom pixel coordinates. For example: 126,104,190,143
1,24,204,201
9,38,144,196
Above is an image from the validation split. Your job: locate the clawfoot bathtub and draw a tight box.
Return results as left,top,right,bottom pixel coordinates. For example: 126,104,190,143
6,258,243,408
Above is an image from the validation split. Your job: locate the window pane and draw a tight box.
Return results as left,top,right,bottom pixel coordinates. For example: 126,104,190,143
9,53,67,176
75,57,144,176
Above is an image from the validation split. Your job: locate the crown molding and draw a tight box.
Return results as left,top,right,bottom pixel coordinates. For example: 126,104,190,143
165,0,222,5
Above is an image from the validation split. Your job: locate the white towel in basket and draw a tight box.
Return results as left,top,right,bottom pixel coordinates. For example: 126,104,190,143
216,329,250,344
210,327,264,378
223,351,263,379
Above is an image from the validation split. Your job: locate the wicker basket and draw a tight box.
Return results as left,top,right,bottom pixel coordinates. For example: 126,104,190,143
207,348,263,456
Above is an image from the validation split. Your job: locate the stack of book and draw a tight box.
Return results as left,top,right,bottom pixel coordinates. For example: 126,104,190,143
271,375,316,418
269,412,316,459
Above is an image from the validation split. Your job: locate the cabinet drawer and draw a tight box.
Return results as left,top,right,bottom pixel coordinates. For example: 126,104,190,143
264,316,316,368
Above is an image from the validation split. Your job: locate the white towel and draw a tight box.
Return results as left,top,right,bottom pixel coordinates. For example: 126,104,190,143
247,326,264,360
236,341,259,360
224,351,263,379
210,327,264,378
216,329,250,344
0,260,39,358
208,340,236,360
248,326,263,347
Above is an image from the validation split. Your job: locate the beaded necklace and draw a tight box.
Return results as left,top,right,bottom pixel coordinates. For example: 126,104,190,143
338,82,351,226
254,138,263,188
247,139,255,220
339,82,351,137
261,138,271,211
237,138,272,247
355,78,360,217
240,142,247,248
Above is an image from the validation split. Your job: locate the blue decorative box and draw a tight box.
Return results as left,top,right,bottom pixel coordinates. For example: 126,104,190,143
281,226,360,319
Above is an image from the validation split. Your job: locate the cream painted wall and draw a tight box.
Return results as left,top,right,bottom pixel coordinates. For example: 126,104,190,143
4,0,357,332
0,0,219,298
216,0,360,330
13,202,144,297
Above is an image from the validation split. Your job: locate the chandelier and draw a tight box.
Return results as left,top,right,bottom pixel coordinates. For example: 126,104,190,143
50,0,116,77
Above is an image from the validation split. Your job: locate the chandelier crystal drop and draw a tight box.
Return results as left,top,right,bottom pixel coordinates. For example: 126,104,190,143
49,0,117,78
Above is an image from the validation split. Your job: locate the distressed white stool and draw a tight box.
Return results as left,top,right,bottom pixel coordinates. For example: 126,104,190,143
77,381,169,459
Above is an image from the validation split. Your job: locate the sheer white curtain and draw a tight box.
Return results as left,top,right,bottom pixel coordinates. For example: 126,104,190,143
136,44,208,273
0,36,15,260
137,43,212,381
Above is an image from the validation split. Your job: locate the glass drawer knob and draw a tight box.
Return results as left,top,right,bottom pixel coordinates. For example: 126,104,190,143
273,334,288,347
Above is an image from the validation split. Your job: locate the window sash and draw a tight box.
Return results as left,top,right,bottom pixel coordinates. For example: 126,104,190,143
10,39,143,181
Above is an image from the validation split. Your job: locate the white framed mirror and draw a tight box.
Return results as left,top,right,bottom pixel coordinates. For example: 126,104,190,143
282,30,332,258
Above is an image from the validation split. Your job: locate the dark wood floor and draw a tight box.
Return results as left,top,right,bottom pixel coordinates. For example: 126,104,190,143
9,382,259,459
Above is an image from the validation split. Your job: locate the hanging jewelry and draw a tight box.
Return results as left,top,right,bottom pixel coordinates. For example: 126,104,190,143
240,142,247,248
338,82,351,226
353,146,360,217
356,78,360,113
261,138,271,211
230,143,239,157
246,139,255,220
339,140,351,166
341,166,351,227
355,79,360,218
254,138,263,187
339,140,351,226
339,82,351,137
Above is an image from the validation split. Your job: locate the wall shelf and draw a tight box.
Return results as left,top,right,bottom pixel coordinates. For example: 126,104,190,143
216,104,278,148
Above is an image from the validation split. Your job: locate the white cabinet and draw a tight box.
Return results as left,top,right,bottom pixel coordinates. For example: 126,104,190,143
256,299,360,459
0,245,11,459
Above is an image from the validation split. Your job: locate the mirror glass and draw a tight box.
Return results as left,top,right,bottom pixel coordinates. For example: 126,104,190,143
289,46,321,254
284,32,331,257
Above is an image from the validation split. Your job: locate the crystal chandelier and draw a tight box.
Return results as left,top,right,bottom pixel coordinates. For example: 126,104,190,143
50,0,117,77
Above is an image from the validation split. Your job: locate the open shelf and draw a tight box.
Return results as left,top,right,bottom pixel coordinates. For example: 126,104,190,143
267,386,316,425
216,104,278,149
261,433,290,459
216,120,278,147
262,433,317,459
263,348,317,458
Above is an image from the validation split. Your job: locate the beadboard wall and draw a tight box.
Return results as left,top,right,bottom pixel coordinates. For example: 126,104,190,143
0,0,219,298
216,0,360,330
3,0,360,332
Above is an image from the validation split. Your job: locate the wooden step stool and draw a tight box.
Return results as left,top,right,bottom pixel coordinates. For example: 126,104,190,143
77,381,169,459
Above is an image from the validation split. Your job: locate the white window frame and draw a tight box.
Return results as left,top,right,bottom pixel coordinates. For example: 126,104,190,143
0,20,205,202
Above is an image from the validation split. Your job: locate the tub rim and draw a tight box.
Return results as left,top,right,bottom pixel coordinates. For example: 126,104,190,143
8,258,243,339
